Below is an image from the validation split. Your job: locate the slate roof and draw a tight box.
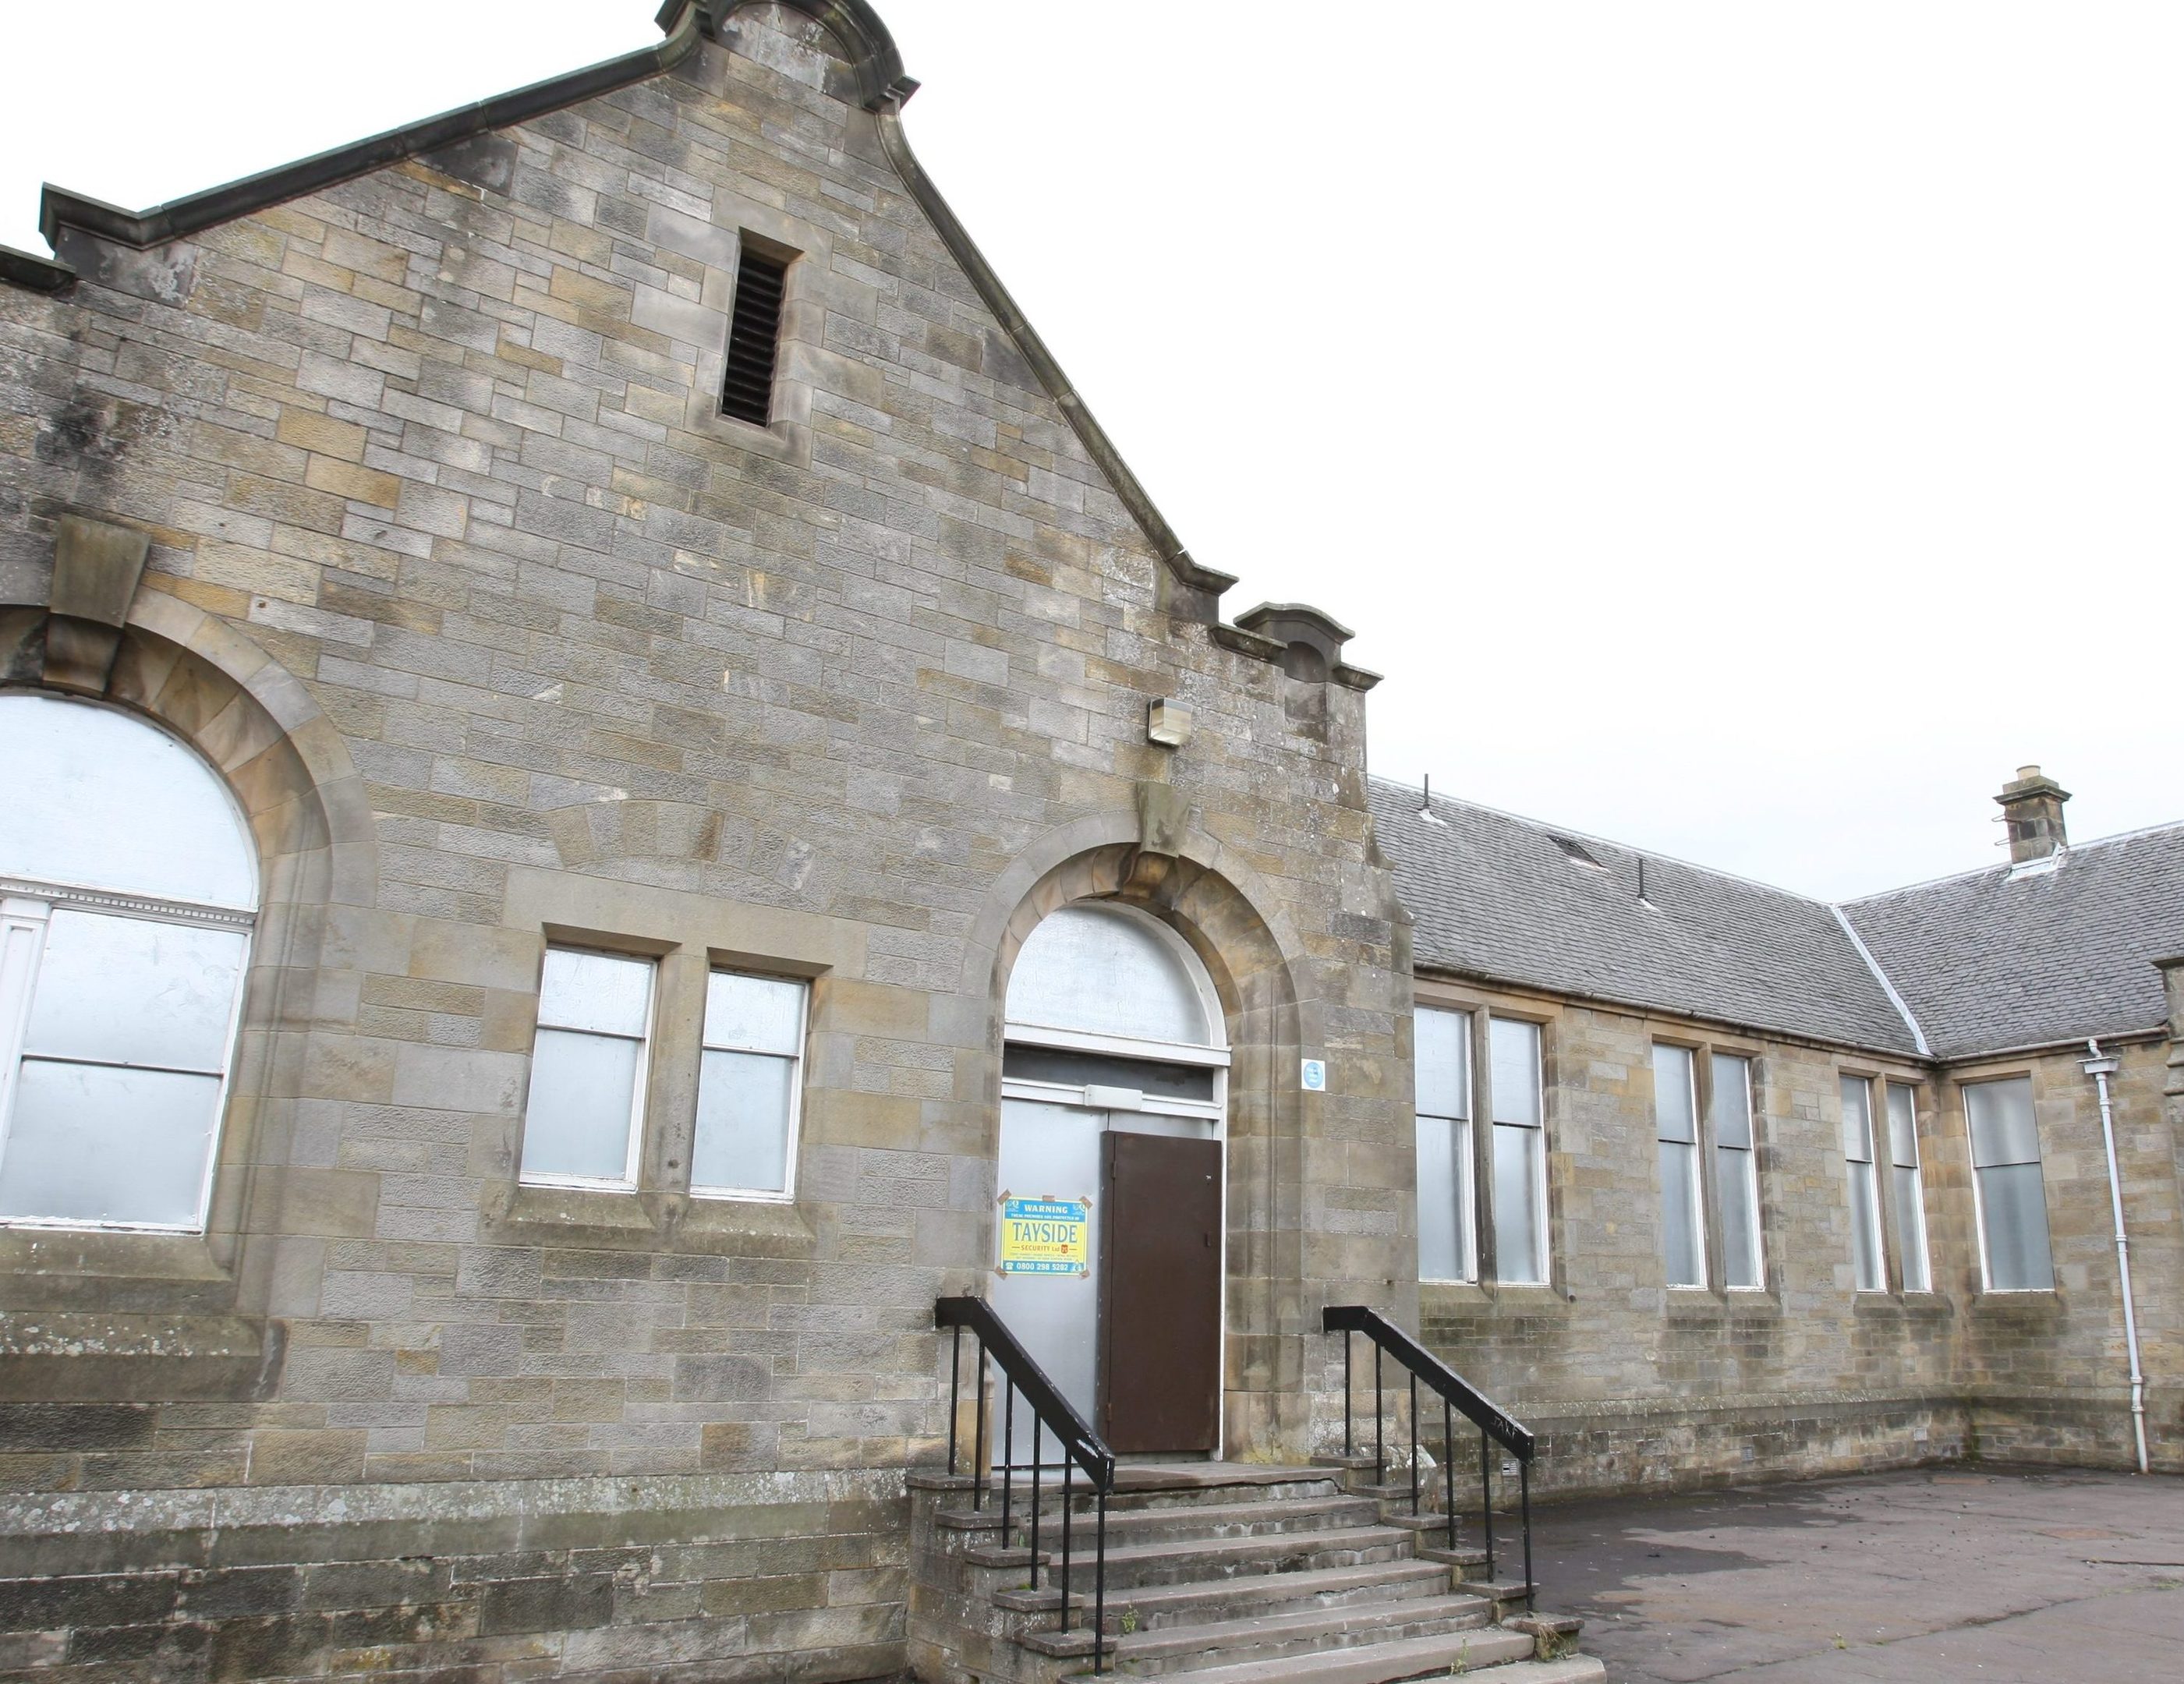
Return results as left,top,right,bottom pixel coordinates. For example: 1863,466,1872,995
1370,780,1921,1056
1372,777,2184,1063
1842,823,2184,1060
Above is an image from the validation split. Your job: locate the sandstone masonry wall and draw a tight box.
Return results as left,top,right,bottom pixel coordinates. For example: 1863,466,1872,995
0,9,1410,1679
1407,975,2181,1494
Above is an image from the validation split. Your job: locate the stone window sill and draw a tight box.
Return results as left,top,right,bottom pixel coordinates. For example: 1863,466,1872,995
1968,1289,2062,1315
1422,1281,1571,1316
0,1308,278,1401
1665,1289,1785,1321
1851,1292,1956,1318
483,1182,816,1255
0,1224,236,1311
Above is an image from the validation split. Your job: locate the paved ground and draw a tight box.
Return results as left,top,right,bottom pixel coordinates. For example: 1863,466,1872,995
1524,1465,2184,1682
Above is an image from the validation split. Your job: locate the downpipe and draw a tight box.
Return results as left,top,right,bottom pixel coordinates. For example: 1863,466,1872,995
2081,1040,2149,1474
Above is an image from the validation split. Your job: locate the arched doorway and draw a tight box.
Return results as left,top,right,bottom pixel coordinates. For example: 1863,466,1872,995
995,900,1229,1459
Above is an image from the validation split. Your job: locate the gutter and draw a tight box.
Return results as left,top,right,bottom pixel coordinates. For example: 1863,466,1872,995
0,243,73,292
1926,1026,2168,1065
1409,963,1929,1064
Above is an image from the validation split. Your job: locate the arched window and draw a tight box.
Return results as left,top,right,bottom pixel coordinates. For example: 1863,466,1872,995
1005,902,1219,1052
0,694,257,1231
1001,903,1227,1113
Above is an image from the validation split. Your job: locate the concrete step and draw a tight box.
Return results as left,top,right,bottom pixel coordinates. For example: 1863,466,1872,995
996,1558,1457,1633
982,1466,1343,1514
1020,1591,1495,1672
1046,1523,1417,1593
1348,1481,1457,1505
1456,1580,1538,1619
1131,1625,1538,1684
974,1495,1386,1551
1130,1629,1603,1684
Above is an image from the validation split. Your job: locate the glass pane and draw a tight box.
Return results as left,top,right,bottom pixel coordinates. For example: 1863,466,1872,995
1979,1162,2054,1290
1710,1054,1752,1148
1659,1138,1704,1286
1839,1076,1874,1163
1415,1007,1470,1120
519,1027,639,1182
1002,1044,1215,1102
0,693,255,910
1966,1077,2040,1168
1886,1083,1920,1169
1849,1159,1884,1290
1006,904,1211,1046
0,1060,220,1226
1651,1045,1696,1144
1488,1018,1541,1127
1492,1120,1545,1283
23,910,246,1072
703,971,805,1055
1719,1144,1762,1289
1416,1113,1471,1280
1893,1163,1931,1292
692,1049,795,1194
538,948,653,1037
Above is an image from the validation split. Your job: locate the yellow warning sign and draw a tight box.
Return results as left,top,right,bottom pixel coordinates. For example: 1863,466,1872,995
999,1196,1090,1275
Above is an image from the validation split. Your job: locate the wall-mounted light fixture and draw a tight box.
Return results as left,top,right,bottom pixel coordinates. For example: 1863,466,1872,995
1147,699,1192,748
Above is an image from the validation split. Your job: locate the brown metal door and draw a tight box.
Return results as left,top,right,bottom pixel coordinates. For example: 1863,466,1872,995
1099,1131,1222,1453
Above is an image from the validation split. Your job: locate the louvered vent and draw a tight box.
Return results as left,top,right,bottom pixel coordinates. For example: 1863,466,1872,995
720,241,789,426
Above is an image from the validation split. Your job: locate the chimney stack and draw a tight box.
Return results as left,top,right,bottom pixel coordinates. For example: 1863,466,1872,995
1996,765,2069,864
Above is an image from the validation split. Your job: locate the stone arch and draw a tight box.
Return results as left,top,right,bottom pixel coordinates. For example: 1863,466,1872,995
0,587,376,1302
957,808,1327,1459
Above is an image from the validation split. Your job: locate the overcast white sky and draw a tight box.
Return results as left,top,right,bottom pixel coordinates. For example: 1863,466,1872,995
5,3,2176,900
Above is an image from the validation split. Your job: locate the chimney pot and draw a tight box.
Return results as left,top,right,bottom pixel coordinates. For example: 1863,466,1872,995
1996,766,2070,865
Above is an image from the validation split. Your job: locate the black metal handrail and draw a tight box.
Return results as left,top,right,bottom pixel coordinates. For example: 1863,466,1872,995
1322,1304,1536,1607
936,1297,1117,1672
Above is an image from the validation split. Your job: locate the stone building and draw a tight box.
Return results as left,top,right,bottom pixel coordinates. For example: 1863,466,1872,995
1375,771,2182,1491
0,3,2175,1681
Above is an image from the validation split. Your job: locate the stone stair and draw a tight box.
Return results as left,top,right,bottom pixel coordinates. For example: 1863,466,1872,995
908,1459,1597,1684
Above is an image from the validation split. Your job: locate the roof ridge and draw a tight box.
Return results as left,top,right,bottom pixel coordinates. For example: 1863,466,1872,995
1368,774,1832,907
1839,815,2184,907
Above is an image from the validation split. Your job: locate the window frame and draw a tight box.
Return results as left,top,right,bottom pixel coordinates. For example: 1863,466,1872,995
1963,1073,2055,1294
1414,1003,1477,1284
516,944,658,1194
1708,1050,1765,1292
1885,1081,1932,1294
1486,1014,1550,1286
0,894,253,1235
689,968,811,1205
1651,1041,1708,1290
1839,1072,1888,1293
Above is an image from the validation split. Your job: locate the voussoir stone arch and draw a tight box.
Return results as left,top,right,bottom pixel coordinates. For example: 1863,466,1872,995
0,582,377,1307
956,806,1327,1459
